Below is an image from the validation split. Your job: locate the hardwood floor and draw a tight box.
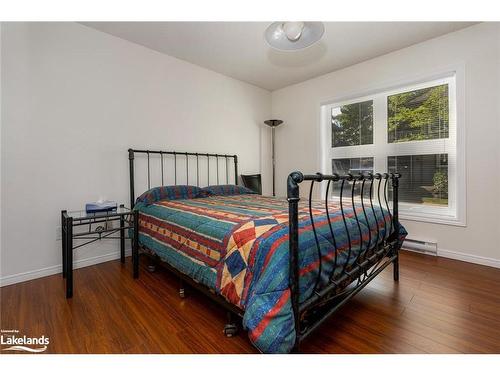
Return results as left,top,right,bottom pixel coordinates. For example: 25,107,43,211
1,250,500,354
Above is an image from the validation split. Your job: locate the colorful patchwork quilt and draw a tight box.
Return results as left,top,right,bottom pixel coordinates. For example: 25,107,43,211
135,194,406,353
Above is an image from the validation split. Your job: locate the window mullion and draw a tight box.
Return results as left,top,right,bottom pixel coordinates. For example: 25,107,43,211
373,95,387,172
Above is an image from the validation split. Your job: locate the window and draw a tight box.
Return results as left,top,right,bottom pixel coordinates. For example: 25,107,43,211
332,157,374,197
332,100,373,147
388,84,449,143
388,154,448,206
332,157,374,175
321,74,463,225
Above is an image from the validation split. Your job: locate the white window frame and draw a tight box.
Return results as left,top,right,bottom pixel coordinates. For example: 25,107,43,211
319,71,466,226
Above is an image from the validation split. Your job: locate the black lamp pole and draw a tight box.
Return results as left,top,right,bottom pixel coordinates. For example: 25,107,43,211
264,119,284,196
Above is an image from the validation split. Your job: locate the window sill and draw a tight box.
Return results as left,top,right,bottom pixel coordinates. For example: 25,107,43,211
399,211,466,227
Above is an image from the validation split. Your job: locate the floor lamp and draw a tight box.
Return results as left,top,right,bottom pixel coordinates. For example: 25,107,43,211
264,119,284,196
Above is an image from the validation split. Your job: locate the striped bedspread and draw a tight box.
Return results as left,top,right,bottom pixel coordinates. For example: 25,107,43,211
135,194,406,353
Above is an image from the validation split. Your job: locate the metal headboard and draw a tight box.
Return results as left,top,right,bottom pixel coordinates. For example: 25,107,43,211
128,149,238,209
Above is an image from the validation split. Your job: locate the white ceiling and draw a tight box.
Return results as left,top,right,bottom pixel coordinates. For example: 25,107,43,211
81,22,476,91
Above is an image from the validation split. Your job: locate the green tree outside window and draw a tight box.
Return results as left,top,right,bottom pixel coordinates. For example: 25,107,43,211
388,84,449,143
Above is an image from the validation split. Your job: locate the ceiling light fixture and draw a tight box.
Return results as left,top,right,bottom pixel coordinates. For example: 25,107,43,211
264,22,325,51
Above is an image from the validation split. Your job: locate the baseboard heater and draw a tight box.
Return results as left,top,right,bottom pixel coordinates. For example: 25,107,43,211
402,238,438,256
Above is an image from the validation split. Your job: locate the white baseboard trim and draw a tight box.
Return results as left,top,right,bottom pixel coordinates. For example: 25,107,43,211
0,249,132,287
437,248,500,269
2,247,499,287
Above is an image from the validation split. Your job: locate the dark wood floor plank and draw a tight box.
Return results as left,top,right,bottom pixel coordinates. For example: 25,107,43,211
1,250,499,354
401,304,499,352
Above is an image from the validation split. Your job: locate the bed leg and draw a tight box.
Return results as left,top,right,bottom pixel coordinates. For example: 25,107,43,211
147,258,156,272
179,279,186,298
393,254,399,281
223,312,238,338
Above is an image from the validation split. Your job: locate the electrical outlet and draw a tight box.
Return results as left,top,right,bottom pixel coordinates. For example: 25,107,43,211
56,226,62,241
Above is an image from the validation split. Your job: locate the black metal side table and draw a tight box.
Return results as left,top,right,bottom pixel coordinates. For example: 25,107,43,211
61,205,139,298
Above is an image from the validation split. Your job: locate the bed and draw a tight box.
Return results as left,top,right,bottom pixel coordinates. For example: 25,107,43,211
128,149,406,353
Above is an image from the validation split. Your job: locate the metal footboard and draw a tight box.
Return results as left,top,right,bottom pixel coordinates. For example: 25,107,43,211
287,171,401,350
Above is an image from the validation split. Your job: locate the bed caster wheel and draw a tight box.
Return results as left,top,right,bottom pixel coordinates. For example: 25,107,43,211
223,323,238,338
179,288,185,298
147,265,156,272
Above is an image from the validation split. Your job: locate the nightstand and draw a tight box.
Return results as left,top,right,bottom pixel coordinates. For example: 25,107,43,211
61,205,139,298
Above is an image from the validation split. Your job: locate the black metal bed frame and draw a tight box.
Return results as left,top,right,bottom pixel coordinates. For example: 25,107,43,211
128,149,238,209
128,148,402,352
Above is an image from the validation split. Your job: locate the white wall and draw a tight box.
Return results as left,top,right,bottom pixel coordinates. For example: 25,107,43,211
272,23,500,267
2,22,499,286
0,22,271,285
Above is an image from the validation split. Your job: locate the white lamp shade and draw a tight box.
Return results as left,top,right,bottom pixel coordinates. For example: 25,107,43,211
264,22,325,51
